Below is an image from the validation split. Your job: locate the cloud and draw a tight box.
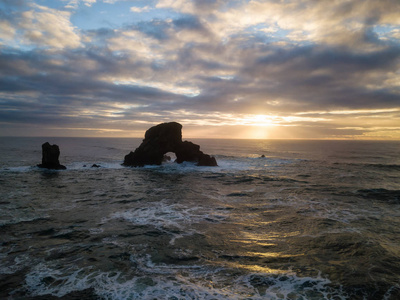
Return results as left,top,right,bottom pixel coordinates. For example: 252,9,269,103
64,0,97,9
211,0,400,50
0,0,399,138
134,19,172,41
156,0,230,16
3,3,82,49
130,5,151,13
83,0,97,6
0,46,190,137
173,15,207,32
0,19,16,43
243,44,400,110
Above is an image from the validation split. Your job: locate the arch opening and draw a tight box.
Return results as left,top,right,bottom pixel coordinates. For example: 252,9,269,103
163,152,177,164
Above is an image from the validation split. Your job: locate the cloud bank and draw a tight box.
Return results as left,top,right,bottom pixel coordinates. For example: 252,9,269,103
0,0,399,139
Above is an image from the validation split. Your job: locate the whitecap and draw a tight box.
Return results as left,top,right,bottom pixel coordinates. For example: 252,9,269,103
21,261,349,300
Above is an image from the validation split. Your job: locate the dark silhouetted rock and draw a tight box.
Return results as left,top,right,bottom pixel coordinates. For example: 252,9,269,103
123,122,217,167
197,153,217,166
91,164,101,168
37,142,66,170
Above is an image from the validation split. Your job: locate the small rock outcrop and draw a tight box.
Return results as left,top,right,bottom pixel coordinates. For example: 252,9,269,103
123,122,217,167
37,142,66,170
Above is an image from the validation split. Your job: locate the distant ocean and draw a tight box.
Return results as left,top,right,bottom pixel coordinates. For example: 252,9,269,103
1,137,399,299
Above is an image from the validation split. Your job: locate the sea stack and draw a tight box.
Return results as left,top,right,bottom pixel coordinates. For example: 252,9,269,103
37,142,66,170
123,122,217,167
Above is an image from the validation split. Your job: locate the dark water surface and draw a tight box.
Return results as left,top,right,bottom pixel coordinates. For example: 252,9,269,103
1,138,399,299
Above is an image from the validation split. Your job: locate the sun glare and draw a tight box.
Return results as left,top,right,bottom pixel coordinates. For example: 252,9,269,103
235,114,277,127
252,115,276,127
248,126,271,139
236,115,277,139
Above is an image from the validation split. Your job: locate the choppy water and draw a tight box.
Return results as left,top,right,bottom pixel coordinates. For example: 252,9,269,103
1,137,399,299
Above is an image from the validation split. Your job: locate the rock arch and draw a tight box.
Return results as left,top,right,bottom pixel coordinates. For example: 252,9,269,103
123,122,217,167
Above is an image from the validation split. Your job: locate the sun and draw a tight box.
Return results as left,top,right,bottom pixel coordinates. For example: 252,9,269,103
232,114,277,127
236,114,278,139
252,114,276,127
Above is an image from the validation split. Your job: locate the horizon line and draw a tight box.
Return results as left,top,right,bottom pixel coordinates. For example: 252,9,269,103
1,135,399,141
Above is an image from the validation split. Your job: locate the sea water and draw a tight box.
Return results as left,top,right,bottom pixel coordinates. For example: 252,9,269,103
0,137,399,299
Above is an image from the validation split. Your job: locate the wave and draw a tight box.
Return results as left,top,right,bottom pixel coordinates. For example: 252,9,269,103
333,162,400,171
366,163,400,171
0,216,50,228
103,200,229,245
20,260,352,300
21,253,400,300
0,161,125,173
0,156,295,174
356,188,400,204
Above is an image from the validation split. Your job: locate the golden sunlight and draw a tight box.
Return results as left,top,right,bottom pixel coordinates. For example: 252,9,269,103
231,114,278,139
236,114,278,127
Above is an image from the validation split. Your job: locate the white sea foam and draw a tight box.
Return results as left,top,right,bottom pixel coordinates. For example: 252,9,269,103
0,156,294,175
128,156,294,175
0,215,50,227
0,161,126,173
21,261,348,300
88,227,104,235
0,253,31,275
234,271,347,300
66,161,125,170
105,201,228,244
0,166,35,172
142,160,215,173
23,263,93,298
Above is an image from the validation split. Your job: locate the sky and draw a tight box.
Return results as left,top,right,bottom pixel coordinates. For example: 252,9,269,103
0,0,400,139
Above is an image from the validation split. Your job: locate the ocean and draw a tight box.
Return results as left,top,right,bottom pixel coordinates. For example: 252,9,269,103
0,137,399,299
